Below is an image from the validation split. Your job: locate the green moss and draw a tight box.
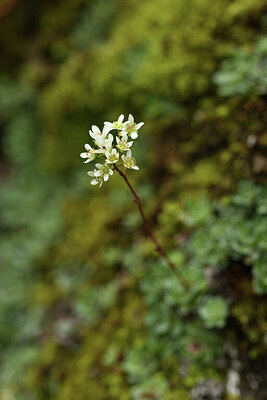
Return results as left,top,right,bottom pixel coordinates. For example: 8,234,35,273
53,295,144,400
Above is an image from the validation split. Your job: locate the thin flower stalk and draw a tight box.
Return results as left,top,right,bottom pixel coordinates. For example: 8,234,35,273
80,114,188,288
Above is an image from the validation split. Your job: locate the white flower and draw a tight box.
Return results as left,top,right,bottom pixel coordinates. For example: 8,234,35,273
116,135,133,151
87,163,113,187
104,114,127,132
89,124,114,152
88,176,103,187
82,114,142,186
122,114,144,139
105,148,119,164
89,124,110,148
103,133,114,152
121,150,139,170
80,144,95,163
89,124,109,140
80,144,104,163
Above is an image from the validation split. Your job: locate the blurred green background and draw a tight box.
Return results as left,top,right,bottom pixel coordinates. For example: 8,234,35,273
0,0,267,399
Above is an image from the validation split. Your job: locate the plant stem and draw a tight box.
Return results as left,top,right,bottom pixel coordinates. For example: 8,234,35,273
114,164,189,288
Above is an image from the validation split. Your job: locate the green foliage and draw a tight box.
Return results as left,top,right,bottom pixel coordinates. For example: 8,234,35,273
198,297,229,329
75,281,119,324
123,347,158,384
214,36,267,97
130,182,266,395
71,0,116,49
131,374,169,400
188,182,267,294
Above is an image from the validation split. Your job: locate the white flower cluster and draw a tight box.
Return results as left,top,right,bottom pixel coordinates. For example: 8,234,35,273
80,114,144,187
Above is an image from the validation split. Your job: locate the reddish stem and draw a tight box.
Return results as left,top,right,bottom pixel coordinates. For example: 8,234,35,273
114,164,189,288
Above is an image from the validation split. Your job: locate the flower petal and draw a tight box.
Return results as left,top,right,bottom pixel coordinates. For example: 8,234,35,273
103,124,111,136
95,136,105,148
131,132,138,139
128,114,134,123
136,122,144,129
108,133,114,143
89,130,95,140
92,125,101,134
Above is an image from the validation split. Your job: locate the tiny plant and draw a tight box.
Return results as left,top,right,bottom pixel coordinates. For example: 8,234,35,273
80,114,187,286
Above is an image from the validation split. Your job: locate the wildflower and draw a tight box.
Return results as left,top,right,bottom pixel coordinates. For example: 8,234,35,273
80,143,105,163
80,115,183,283
80,144,96,163
89,125,110,148
81,114,142,187
105,148,120,164
87,174,102,187
104,114,127,132
116,135,133,151
87,163,113,187
89,125,114,151
102,133,114,152
123,114,144,139
122,150,139,170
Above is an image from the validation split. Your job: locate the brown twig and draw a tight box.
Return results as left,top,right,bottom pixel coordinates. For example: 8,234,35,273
114,164,189,288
